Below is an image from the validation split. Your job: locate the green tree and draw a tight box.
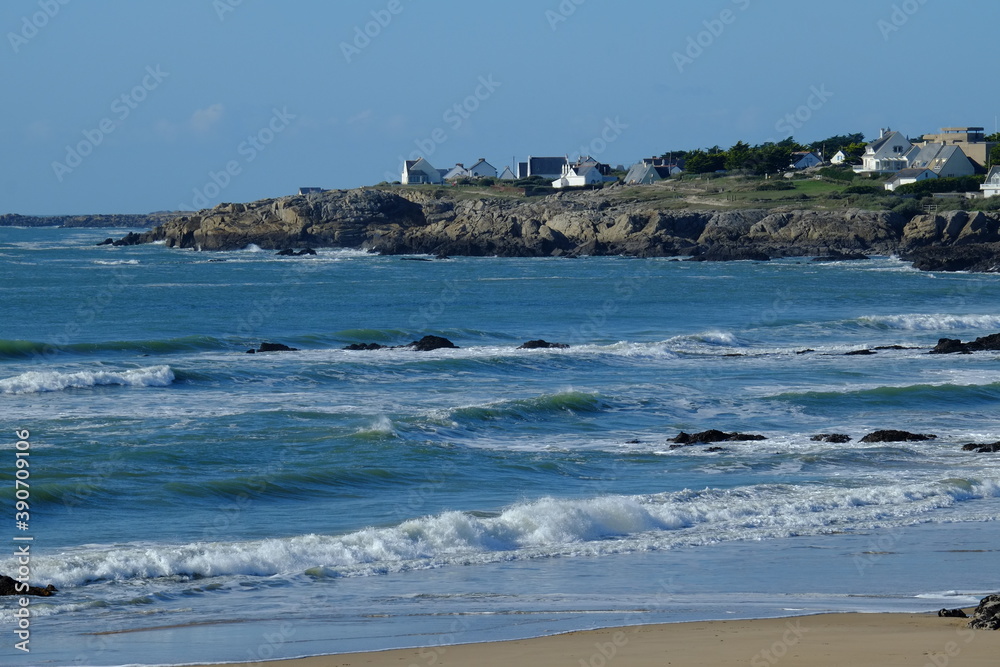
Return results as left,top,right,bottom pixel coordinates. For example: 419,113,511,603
985,132,1000,143
809,132,865,157
685,149,726,174
990,144,1000,168
725,141,753,171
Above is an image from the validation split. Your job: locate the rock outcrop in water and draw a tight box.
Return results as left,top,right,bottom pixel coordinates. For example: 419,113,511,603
0,575,56,597
859,430,936,443
112,188,1000,271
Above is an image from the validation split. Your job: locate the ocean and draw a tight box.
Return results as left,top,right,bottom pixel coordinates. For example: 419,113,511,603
1,225,999,666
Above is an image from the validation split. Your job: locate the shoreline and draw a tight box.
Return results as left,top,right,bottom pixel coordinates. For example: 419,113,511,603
184,612,997,667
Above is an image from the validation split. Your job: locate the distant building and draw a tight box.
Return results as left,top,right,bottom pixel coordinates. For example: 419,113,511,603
624,163,673,184
467,158,497,179
905,143,976,178
981,166,1000,198
517,156,568,179
401,158,443,185
884,168,937,192
830,150,849,165
297,187,325,195
552,157,616,189
790,151,823,170
856,128,912,174
918,127,997,169
498,165,517,180
443,163,470,181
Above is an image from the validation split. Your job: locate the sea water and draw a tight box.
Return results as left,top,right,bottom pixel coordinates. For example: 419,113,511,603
1,226,999,665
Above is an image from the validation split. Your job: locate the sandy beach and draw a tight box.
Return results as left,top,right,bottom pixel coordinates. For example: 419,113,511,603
199,612,997,667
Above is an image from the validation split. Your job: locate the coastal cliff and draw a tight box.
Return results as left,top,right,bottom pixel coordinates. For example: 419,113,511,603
115,187,1000,270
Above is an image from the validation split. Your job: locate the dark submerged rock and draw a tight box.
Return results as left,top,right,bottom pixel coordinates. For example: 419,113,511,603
967,593,1000,630
811,433,852,443
671,429,767,445
844,349,876,356
812,252,870,262
253,342,299,353
0,575,57,597
401,335,458,351
276,248,296,256
961,441,1000,453
859,430,936,443
930,338,971,354
518,339,570,350
97,237,114,246
343,343,387,351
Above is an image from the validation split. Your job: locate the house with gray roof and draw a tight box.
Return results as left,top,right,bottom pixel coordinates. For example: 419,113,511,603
981,166,1000,198
498,165,516,180
902,143,975,178
517,156,568,179
401,158,443,185
884,168,937,191
856,128,912,174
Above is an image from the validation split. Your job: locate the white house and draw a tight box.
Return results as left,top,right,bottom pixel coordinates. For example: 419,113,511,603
856,128,912,174
830,150,849,165
903,143,976,178
552,158,616,189
790,151,823,170
498,166,517,180
981,166,1000,198
402,158,443,184
467,158,497,178
884,168,937,191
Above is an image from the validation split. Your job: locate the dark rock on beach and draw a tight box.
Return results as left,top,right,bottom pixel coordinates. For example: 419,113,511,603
247,342,299,353
0,575,57,597
518,339,570,349
811,433,852,443
938,608,968,618
967,593,1000,630
671,429,767,445
961,441,1000,453
859,430,936,443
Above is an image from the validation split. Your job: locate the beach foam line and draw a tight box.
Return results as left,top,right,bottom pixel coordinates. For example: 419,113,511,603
0,365,174,394
23,477,1000,586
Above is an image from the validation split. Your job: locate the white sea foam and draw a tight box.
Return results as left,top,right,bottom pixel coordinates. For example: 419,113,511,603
93,259,140,265
22,477,1000,587
0,365,174,394
858,314,1000,331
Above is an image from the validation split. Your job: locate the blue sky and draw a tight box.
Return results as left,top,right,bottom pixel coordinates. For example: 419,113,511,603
3,0,998,214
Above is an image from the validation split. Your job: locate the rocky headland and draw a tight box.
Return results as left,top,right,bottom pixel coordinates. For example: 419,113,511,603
112,187,1000,271
2,212,181,228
